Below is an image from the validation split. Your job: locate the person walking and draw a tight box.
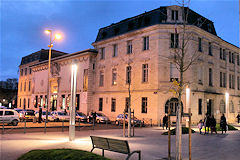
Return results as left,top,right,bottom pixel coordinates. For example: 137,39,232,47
204,114,210,134
198,119,203,134
210,115,217,134
236,114,240,124
162,115,168,130
220,114,227,134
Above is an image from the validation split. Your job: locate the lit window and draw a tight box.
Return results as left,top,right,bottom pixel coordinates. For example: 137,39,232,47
143,36,149,50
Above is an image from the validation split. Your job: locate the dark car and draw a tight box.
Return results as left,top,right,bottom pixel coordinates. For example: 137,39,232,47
115,114,142,126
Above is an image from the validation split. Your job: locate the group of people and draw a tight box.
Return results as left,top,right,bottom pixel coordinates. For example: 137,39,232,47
198,113,227,134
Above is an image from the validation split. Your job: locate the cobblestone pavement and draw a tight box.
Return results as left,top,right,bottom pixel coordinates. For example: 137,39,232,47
0,125,240,160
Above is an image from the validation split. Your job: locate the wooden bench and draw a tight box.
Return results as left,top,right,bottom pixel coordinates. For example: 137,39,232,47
90,136,141,160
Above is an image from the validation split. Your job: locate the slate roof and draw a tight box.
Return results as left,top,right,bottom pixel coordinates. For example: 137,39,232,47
95,6,217,42
20,49,68,65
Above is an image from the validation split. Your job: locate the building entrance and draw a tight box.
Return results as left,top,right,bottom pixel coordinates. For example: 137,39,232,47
207,99,213,116
51,95,57,111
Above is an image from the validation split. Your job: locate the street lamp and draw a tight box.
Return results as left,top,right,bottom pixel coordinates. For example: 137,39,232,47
69,62,77,141
45,29,62,122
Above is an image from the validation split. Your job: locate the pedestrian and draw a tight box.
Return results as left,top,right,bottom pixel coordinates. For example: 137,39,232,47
92,112,97,125
210,115,217,134
198,119,203,134
162,115,168,130
220,114,227,134
204,114,210,134
236,114,240,124
38,107,42,123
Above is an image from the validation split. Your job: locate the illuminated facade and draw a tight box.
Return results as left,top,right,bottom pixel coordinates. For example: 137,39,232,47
18,5,240,124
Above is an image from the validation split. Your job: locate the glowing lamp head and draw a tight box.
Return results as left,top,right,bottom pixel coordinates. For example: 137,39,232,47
55,33,62,40
45,30,52,34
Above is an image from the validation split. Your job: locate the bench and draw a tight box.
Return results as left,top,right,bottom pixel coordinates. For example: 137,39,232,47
90,136,141,160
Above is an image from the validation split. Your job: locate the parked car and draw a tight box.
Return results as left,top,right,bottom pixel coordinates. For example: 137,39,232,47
35,111,55,121
88,112,110,124
19,110,35,121
51,111,70,121
14,108,23,113
0,109,20,126
115,114,142,126
0,106,7,109
76,112,87,122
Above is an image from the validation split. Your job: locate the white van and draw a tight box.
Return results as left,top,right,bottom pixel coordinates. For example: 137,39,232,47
0,109,20,126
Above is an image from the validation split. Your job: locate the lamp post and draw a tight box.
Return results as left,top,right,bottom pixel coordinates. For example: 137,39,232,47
69,62,77,141
45,30,61,122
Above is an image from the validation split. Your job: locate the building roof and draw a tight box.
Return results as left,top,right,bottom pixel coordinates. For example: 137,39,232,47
95,6,217,42
20,49,68,65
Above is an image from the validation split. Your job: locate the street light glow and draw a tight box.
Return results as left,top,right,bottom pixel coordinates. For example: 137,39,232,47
45,30,51,34
55,33,62,40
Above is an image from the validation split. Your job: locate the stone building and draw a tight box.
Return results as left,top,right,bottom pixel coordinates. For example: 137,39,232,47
18,5,240,124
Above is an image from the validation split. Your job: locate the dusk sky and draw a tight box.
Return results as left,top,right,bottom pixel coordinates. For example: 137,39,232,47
0,0,239,81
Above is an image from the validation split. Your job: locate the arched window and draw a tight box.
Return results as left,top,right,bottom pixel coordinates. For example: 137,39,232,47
19,98,21,107
229,100,234,113
23,98,26,109
220,100,225,113
165,98,183,114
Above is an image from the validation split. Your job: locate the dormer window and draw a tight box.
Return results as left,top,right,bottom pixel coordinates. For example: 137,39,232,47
171,10,178,21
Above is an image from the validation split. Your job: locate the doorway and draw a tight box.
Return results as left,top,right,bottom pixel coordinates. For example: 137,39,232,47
207,99,213,116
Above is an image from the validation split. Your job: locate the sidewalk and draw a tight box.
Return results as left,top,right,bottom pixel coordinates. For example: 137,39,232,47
1,127,240,160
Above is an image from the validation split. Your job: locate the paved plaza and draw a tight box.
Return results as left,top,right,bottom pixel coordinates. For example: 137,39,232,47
1,126,240,160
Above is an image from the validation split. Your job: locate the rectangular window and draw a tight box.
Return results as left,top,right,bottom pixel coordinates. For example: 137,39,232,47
20,82,22,91
113,44,118,57
170,33,179,48
198,67,203,84
229,74,232,89
232,53,235,64
141,97,147,113
112,68,117,85
237,55,240,65
198,99,202,115
24,81,26,91
99,71,104,87
238,76,240,90
142,64,148,82
220,48,222,59
99,98,103,111
20,69,23,76
209,68,212,86
126,66,132,84
229,52,232,63
208,42,212,56
29,68,32,74
25,68,27,75
76,94,80,110
125,97,130,112
143,36,149,50
20,99,21,107
223,73,226,88
198,38,202,52
232,75,235,89
28,98,30,108
171,10,178,20
100,48,105,60
111,98,116,112
223,49,226,60
220,72,222,87
62,95,66,109
45,95,48,108
28,81,31,92
127,41,132,54
40,95,43,107
83,69,88,91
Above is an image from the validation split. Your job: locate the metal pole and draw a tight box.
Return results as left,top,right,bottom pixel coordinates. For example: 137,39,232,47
128,107,131,137
69,62,77,141
2,119,4,135
123,111,126,137
189,108,192,160
46,31,53,122
78,119,81,131
44,120,46,133
168,104,171,160
93,118,95,130
132,110,134,137
62,120,64,132
106,119,108,128
24,119,26,134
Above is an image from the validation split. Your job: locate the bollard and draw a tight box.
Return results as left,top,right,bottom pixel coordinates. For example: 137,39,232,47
106,120,108,128
150,119,152,127
62,120,64,132
78,119,81,131
44,120,46,133
93,119,95,130
123,112,126,137
24,119,26,134
2,119,4,135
